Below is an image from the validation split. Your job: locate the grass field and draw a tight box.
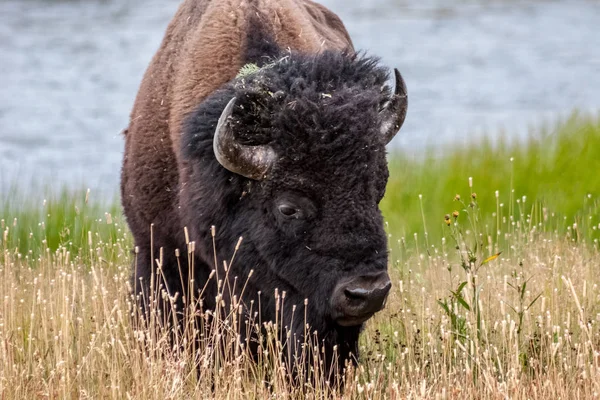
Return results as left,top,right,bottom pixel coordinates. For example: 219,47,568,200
1,114,599,398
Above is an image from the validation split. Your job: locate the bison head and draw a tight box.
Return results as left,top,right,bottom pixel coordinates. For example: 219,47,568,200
181,51,407,365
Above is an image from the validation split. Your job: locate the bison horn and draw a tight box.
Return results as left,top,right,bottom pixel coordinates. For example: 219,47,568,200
379,68,408,144
213,97,276,180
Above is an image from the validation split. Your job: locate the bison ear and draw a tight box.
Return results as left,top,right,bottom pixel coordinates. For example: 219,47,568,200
379,69,408,144
213,97,276,180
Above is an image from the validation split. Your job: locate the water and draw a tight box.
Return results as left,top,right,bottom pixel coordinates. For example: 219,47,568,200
1,0,599,194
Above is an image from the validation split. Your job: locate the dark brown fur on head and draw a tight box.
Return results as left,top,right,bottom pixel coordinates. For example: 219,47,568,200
179,49,393,364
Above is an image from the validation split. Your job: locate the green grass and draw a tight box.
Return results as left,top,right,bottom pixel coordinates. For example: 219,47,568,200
0,187,126,263
2,112,599,261
381,111,600,247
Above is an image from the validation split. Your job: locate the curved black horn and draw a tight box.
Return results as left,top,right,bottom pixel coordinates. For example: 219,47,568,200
213,98,276,180
380,68,408,144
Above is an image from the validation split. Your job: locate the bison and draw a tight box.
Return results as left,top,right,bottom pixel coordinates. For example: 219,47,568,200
121,0,407,375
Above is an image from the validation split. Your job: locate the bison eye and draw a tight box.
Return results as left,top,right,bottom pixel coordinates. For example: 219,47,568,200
278,204,299,218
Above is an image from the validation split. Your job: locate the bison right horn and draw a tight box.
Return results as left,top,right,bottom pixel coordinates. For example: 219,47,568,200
213,97,276,180
379,68,408,144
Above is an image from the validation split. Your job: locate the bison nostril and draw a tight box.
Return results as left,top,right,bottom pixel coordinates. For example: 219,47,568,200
342,280,391,312
331,273,392,326
344,287,370,300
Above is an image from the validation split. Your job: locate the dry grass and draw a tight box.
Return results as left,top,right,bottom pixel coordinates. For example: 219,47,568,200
1,184,599,399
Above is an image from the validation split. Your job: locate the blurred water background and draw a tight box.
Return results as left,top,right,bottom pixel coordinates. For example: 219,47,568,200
1,0,599,194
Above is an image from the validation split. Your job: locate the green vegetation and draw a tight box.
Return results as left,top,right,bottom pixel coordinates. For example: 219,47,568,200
1,113,599,398
382,112,600,247
1,187,125,263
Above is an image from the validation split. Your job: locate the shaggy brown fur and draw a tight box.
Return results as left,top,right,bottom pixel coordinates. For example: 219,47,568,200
121,0,353,248
120,0,410,378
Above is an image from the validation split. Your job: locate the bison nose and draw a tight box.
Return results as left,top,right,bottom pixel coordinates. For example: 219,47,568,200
331,271,391,327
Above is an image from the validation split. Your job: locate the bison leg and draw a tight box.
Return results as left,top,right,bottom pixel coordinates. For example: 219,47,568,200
130,239,189,332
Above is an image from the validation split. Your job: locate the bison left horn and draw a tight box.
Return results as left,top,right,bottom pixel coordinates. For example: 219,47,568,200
379,68,408,144
213,97,276,180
